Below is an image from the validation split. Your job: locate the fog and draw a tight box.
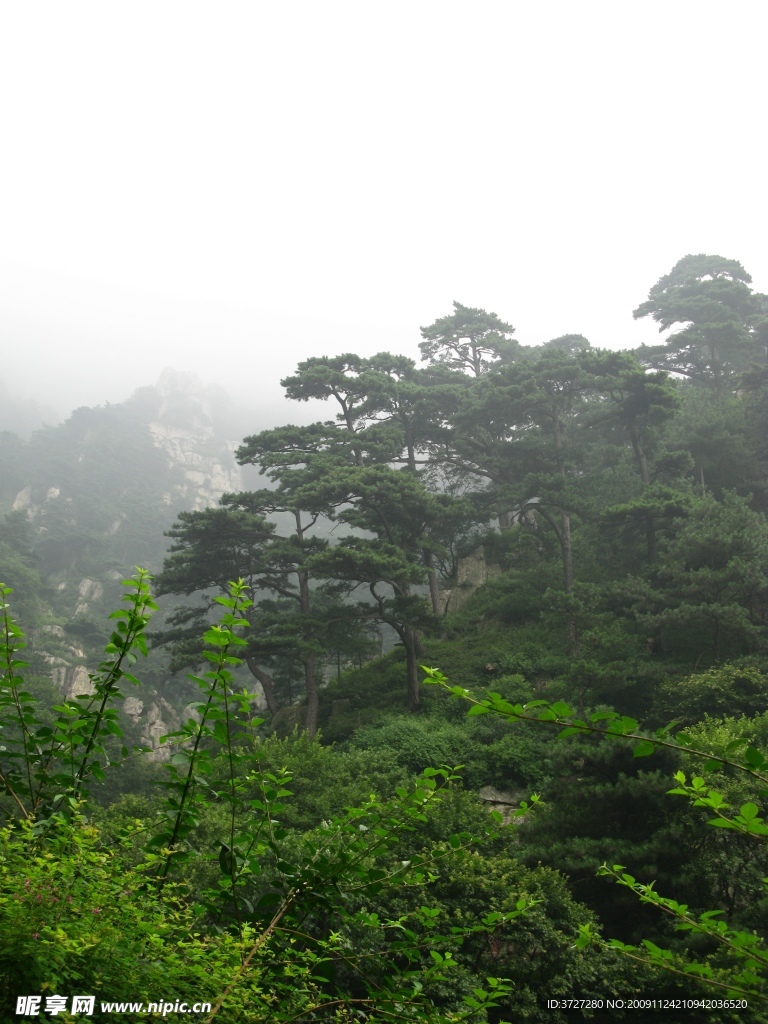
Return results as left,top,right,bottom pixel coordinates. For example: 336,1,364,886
1,1,766,429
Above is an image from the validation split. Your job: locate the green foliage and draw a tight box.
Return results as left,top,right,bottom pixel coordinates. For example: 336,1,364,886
0,572,156,818
580,866,768,1005
634,254,766,390
654,663,768,725
0,431,29,509
8,253,768,1017
419,302,518,376
666,385,761,499
212,732,409,832
347,712,552,792
25,402,184,575
0,511,42,623
424,666,768,1007
413,853,653,1023
2,578,552,1023
665,714,768,935
148,580,257,885
639,493,768,662
0,813,260,1021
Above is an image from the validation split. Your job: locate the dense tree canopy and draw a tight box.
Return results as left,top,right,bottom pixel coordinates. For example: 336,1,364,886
4,253,768,1017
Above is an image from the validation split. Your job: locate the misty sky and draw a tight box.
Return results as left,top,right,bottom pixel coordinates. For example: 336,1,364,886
1,1,766,426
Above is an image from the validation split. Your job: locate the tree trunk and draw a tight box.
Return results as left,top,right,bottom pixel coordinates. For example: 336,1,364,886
698,459,707,497
560,511,574,595
423,549,442,616
296,561,320,737
535,505,573,597
406,427,417,473
629,427,657,563
471,341,482,377
629,429,651,488
535,503,577,656
304,654,319,738
552,413,574,596
403,627,422,710
644,517,658,564
551,412,578,653
245,657,279,716
560,511,579,656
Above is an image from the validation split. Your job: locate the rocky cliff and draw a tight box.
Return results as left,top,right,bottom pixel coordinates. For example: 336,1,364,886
146,368,242,511
5,368,247,759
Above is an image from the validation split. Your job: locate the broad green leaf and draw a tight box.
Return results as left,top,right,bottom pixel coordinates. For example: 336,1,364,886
633,740,655,758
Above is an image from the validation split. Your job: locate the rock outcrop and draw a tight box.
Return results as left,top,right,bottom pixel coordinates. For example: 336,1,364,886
75,578,104,615
9,368,248,763
147,369,242,510
37,625,94,700
140,697,202,762
442,546,502,614
478,785,523,825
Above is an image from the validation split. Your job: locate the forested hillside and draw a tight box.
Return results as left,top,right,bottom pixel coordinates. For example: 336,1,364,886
0,368,246,755
2,255,768,1022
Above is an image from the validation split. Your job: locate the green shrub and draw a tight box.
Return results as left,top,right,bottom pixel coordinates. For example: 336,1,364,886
653,662,768,725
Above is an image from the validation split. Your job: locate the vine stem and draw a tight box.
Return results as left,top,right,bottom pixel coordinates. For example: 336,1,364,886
423,670,768,786
72,592,151,797
204,897,292,1023
159,585,251,884
0,587,36,810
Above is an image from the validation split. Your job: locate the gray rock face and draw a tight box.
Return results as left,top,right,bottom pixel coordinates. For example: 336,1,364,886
78,578,103,601
12,483,67,518
62,665,95,700
141,698,180,763
75,578,104,615
39,623,66,640
443,547,502,614
271,705,308,736
37,628,93,699
478,785,518,805
478,785,523,825
148,369,242,510
13,369,247,765
12,369,243,537
12,485,32,511
123,696,144,722
140,697,202,762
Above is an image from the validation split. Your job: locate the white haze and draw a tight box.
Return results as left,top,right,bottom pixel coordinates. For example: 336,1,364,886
1,1,766,428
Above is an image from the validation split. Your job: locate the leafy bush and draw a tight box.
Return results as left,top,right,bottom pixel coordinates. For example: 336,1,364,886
424,666,768,1011
0,577,531,1023
654,662,768,725
0,814,260,1021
